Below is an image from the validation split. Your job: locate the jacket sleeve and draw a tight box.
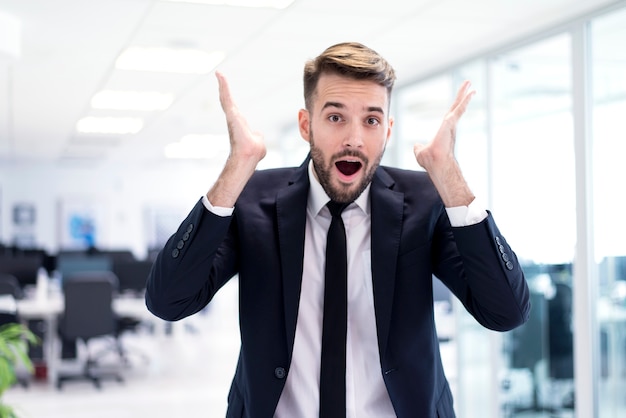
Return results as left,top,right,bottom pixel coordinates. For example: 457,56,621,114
434,211,531,332
145,198,239,321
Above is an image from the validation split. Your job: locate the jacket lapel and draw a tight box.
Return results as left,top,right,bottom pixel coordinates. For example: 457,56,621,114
276,158,310,358
370,167,404,359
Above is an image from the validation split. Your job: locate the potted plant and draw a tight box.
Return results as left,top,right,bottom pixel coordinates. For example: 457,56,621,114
0,323,39,418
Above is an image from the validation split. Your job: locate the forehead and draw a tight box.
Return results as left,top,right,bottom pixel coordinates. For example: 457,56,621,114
313,73,389,112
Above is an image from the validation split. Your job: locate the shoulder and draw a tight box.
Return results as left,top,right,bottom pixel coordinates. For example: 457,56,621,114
239,164,306,200
375,165,442,204
377,165,434,189
248,165,302,186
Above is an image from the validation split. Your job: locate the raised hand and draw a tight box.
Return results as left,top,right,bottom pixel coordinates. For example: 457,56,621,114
206,72,266,208
413,81,476,207
216,71,266,163
413,80,474,171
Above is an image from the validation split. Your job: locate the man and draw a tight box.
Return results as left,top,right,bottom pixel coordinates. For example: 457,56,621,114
146,42,530,417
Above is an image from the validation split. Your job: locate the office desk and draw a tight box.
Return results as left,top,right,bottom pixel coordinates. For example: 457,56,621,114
17,294,152,320
16,294,154,385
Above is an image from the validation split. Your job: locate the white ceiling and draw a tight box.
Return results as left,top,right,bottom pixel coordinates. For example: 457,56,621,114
0,0,619,169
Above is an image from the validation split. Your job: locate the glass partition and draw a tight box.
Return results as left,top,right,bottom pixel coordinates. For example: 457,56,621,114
450,62,496,417
490,34,576,417
591,6,626,418
392,5,626,416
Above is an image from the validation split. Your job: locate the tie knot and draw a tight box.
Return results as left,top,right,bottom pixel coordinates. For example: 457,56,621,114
326,201,349,218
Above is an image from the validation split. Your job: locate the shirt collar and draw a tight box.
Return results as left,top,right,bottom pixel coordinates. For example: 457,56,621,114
307,160,371,217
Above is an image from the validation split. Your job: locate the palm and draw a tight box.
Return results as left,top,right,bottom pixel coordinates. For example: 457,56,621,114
216,72,266,161
414,80,474,171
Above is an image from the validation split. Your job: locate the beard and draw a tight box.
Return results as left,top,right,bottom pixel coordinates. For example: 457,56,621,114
309,128,385,204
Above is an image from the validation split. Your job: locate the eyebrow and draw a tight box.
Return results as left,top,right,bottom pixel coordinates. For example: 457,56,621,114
321,101,385,115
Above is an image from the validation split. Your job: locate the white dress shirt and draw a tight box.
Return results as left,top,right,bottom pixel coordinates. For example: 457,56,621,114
273,162,396,417
202,162,487,417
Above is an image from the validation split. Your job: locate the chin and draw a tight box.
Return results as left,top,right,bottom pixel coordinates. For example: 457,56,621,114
328,178,366,204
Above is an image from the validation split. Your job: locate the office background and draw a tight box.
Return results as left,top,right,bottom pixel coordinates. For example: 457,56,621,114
1,0,626,417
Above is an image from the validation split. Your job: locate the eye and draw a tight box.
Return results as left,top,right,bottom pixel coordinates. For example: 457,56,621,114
328,114,342,123
366,117,380,126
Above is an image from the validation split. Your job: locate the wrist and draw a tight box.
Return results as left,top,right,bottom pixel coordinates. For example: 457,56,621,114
427,160,475,207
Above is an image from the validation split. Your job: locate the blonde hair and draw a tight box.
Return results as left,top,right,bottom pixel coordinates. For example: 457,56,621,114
303,42,396,110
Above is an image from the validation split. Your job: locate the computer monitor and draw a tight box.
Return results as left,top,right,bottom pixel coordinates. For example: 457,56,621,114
55,255,112,283
0,255,43,289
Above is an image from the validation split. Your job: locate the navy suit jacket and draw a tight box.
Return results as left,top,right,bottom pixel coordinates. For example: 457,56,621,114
146,158,530,418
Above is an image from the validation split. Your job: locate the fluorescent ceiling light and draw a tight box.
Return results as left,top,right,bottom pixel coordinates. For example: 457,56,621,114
76,117,144,135
116,47,224,74
164,134,229,159
91,90,174,111
0,11,21,60
162,0,295,9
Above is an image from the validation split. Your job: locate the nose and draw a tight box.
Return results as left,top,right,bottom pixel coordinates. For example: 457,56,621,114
343,122,364,148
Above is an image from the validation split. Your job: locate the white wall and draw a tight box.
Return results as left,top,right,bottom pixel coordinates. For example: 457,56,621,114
0,160,222,259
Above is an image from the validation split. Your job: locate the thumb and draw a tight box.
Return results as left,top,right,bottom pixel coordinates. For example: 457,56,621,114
413,142,426,157
413,142,430,170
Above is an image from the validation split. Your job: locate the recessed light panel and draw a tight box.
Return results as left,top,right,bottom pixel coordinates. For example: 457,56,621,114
162,0,295,9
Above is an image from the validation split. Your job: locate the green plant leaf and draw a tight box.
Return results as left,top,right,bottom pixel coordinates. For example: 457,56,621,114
0,403,18,418
0,322,41,416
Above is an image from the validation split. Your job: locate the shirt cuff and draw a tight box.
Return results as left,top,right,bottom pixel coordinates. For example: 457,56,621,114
202,195,234,217
445,198,488,227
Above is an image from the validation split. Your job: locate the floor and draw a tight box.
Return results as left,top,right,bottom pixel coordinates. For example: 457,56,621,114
6,282,241,418
5,279,625,418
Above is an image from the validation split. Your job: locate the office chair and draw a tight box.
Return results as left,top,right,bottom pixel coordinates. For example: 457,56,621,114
505,284,574,416
56,271,124,389
112,259,152,296
505,291,548,414
0,273,47,372
0,273,24,301
109,315,150,367
0,273,31,388
0,274,22,329
547,281,575,410
108,259,153,365
109,260,153,365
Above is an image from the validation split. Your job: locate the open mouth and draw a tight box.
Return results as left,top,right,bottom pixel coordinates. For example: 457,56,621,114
335,160,362,177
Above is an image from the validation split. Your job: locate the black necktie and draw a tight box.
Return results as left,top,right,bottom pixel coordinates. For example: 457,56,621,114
319,201,349,418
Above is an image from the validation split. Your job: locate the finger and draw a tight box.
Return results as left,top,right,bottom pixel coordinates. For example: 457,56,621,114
413,142,430,169
413,142,426,156
446,81,470,112
216,71,235,113
448,81,475,121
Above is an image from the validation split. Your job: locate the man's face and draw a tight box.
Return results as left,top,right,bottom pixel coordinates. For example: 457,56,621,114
298,73,394,203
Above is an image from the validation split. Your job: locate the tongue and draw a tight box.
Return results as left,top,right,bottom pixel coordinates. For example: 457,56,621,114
336,161,362,176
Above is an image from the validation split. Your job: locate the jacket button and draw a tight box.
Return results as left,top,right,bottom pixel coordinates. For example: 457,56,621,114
172,248,180,258
274,367,286,379
177,240,185,249
187,224,194,233
501,253,510,262
505,261,514,270
182,232,190,241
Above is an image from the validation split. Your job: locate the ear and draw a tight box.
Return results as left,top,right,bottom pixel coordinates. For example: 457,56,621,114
298,108,311,143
